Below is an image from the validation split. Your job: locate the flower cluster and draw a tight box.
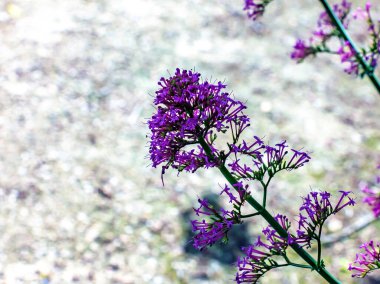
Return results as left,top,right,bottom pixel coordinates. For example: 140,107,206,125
235,214,291,283
297,191,355,248
191,186,247,250
148,69,249,179
243,0,273,21
291,1,380,76
361,164,380,218
290,39,317,62
291,0,351,62
348,241,380,277
220,182,250,204
227,138,311,182
235,191,356,283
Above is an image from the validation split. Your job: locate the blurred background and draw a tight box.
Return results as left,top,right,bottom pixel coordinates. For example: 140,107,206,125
0,0,379,283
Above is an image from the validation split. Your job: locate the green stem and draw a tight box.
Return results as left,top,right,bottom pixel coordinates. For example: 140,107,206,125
289,262,314,269
317,225,323,268
241,212,261,218
284,254,313,269
318,0,380,95
198,137,341,284
262,186,268,208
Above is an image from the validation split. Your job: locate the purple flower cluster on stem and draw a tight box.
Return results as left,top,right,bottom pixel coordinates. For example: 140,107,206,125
148,69,348,283
297,191,355,249
236,191,355,283
291,0,380,76
291,39,316,62
191,198,242,250
148,68,249,181
191,183,249,250
291,0,351,61
228,138,311,182
242,0,380,89
349,241,380,277
236,214,294,283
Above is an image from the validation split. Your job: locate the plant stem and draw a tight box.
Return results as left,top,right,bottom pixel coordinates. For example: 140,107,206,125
284,254,313,269
289,263,314,269
262,186,268,208
317,225,324,268
318,0,380,95
241,212,261,218
198,136,341,284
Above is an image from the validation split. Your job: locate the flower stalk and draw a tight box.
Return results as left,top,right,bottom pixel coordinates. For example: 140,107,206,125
198,136,341,284
148,68,355,283
318,0,380,94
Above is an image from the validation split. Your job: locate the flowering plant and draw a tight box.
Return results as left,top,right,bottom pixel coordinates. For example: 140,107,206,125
147,0,380,282
349,241,380,277
243,0,380,94
148,69,356,283
241,1,380,280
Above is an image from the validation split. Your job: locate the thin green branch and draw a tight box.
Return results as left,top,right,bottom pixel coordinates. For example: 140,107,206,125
198,136,341,284
317,224,324,269
241,212,261,218
283,254,313,269
318,0,380,95
289,262,314,269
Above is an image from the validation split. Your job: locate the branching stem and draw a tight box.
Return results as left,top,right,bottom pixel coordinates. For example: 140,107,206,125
198,136,341,284
318,0,380,95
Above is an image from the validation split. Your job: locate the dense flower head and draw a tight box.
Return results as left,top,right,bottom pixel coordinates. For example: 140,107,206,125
235,214,291,283
148,68,249,178
349,241,380,278
243,0,273,21
227,138,311,182
291,0,380,76
361,164,380,218
297,190,355,247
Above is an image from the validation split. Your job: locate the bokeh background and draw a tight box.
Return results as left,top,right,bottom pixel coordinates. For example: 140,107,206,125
0,0,379,283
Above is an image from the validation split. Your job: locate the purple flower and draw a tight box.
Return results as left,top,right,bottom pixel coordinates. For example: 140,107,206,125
148,69,249,179
291,0,380,76
317,0,352,33
191,198,242,250
337,41,360,75
243,0,273,21
348,241,380,277
227,139,311,181
361,164,380,218
235,214,291,283
291,39,316,62
220,183,250,204
297,190,355,247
